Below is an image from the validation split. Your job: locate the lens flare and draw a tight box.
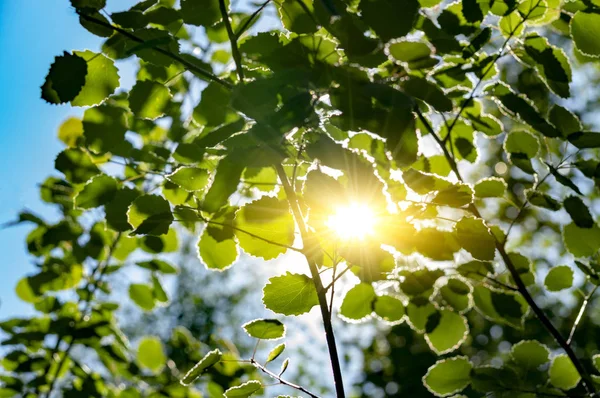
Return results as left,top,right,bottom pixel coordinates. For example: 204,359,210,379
326,203,376,241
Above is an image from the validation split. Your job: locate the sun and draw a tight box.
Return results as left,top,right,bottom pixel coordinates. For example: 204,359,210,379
325,203,377,241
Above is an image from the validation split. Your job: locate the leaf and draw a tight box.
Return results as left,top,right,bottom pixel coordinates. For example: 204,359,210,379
224,380,262,398
137,259,178,274
563,196,594,228
473,285,528,328
504,130,539,173
263,273,319,316
544,265,573,292
279,358,289,376
235,197,294,260
571,12,600,58
41,51,88,104
128,80,172,120
511,340,549,370
202,155,244,213
70,0,106,9
180,349,223,385
563,222,600,257
166,167,209,192
359,0,420,42
127,194,173,236
74,175,118,209
340,283,376,321
425,309,469,354
529,192,561,211
242,319,285,340
55,148,100,184
193,82,237,127
373,295,405,323
72,50,120,106
440,278,472,312
423,356,472,397
549,104,582,138
277,0,317,34
474,178,506,198
58,117,84,148
266,343,286,363
547,164,582,195
549,354,581,390
567,131,600,149
129,283,155,311
402,77,453,112
455,217,496,261
198,229,238,271
180,0,222,27
105,187,140,232
387,40,438,70
137,336,167,373
82,104,129,154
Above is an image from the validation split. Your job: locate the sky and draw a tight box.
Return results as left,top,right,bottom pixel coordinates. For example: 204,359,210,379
0,1,136,319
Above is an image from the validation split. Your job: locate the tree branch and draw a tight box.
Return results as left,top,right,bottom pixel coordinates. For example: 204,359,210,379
275,164,346,398
77,11,231,88
568,285,598,345
219,0,245,81
250,358,321,398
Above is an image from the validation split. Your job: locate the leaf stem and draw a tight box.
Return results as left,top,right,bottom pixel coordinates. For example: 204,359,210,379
568,285,599,345
76,11,231,88
219,0,245,82
250,358,321,398
275,164,346,398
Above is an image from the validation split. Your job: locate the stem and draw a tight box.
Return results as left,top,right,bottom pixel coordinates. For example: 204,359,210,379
250,358,321,398
219,0,245,81
418,109,597,395
235,0,272,38
77,11,231,88
275,164,346,398
568,285,598,345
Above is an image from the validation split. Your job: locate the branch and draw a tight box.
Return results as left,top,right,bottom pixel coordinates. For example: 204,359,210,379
250,358,321,398
77,11,231,88
568,285,598,345
219,0,245,81
275,164,346,398
235,0,272,38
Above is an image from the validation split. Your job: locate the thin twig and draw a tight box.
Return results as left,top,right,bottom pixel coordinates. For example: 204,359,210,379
235,0,272,38
568,285,599,345
250,358,321,398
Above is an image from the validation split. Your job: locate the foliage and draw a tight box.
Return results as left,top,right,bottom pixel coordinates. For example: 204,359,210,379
4,0,600,396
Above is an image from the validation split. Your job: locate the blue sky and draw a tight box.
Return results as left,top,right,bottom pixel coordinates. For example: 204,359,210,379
0,1,135,319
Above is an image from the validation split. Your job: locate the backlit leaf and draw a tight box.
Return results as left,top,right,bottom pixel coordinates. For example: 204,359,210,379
340,283,376,321
423,356,472,397
242,319,285,340
263,273,319,316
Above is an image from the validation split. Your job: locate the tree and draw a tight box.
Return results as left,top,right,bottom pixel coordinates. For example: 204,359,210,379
2,0,600,396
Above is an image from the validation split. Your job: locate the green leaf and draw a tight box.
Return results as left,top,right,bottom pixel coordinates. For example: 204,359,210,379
55,148,100,184
563,222,600,257
504,130,539,173
340,283,376,321
473,285,528,328
423,356,472,397
567,131,600,149
242,319,285,340
137,259,178,274
277,0,317,34
235,197,294,260
82,104,129,154
474,178,506,198
549,354,581,390
137,336,167,373
359,0,420,42
71,0,106,9
425,309,469,354
549,104,582,139
571,12,600,58
373,295,405,323
41,51,88,104
455,217,496,261
387,40,438,70
564,196,594,228
402,77,453,112
511,340,549,370
72,50,120,106
180,349,223,385
224,380,262,398
457,261,494,280
439,278,472,312
529,191,561,211
166,167,209,192
544,265,573,292
266,343,286,363
198,229,238,271
593,354,600,372
203,155,244,213
547,164,582,195
105,187,140,232
129,283,155,311
57,117,83,148
263,272,319,316
128,194,173,236
128,80,172,120
193,82,237,127
181,0,222,27
74,175,118,209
